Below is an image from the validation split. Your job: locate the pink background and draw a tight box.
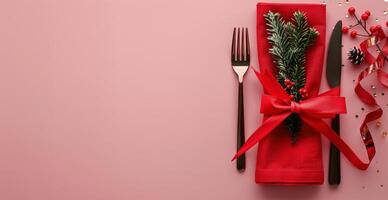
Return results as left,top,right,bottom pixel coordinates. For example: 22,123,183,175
0,0,387,199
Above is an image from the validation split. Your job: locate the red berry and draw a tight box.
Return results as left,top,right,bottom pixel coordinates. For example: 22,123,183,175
289,95,294,100
284,79,290,84
342,26,349,34
375,25,382,31
350,30,357,38
370,25,376,33
364,10,371,16
299,88,307,94
302,93,309,99
361,13,369,21
348,7,356,15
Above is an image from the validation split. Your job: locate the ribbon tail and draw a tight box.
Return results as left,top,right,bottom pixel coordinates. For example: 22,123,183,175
232,113,289,161
300,115,372,170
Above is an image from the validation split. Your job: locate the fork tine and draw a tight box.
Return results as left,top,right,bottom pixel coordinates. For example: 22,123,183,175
245,28,250,62
231,28,236,62
241,28,245,61
237,28,240,61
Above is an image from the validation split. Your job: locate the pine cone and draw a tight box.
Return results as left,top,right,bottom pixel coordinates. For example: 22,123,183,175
348,47,365,65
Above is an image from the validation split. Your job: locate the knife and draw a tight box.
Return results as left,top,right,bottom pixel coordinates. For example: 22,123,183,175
326,20,342,185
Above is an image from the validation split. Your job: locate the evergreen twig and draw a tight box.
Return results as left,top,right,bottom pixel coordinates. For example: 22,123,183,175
264,11,319,143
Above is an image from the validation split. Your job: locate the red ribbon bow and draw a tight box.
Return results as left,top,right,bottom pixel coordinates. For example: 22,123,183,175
232,70,373,170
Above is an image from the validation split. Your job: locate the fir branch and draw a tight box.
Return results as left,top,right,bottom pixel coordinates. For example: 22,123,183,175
264,10,319,143
288,11,319,99
264,11,291,84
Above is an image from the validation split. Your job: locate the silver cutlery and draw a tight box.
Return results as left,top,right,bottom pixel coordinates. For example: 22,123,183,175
231,27,250,172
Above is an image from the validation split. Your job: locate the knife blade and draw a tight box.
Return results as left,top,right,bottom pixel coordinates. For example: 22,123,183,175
326,20,342,185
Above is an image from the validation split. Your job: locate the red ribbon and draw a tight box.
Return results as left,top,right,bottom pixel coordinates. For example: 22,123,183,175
352,31,388,164
232,70,373,170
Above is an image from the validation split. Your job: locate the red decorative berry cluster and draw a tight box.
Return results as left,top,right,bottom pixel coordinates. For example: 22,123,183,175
284,79,308,100
342,7,388,39
298,88,308,99
284,79,294,89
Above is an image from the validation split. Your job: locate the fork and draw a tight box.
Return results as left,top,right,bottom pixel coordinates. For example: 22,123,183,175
231,27,250,172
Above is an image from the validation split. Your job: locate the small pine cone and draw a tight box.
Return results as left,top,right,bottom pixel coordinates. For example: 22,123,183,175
347,47,365,65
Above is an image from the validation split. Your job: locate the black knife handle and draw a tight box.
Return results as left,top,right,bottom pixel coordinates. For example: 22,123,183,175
329,114,341,185
237,82,246,172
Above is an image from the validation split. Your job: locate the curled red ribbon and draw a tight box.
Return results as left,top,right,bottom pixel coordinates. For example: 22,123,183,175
232,70,373,170
353,31,388,163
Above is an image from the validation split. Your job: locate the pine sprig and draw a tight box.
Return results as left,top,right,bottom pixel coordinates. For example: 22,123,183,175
289,11,318,97
264,11,291,84
264,10,319,143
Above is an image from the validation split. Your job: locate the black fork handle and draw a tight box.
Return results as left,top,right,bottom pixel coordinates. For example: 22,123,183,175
329,114,341,185
237,82,246,172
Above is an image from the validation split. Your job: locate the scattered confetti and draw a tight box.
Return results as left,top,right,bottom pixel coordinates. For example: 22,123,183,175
384,11,387,15
376,121,381,127
380,184,384,188
371,85,376,89
383,131,388,137
373,93,377,97
376,18,379,22
338,2,342,6
361,107,365,111
382,92,385,96
377,169,380,173
356,114,359,118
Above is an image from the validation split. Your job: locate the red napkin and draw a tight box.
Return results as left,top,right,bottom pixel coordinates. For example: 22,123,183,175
256,2,326,184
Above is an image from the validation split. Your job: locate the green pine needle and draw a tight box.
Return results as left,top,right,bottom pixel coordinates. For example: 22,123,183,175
264,10,319,142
